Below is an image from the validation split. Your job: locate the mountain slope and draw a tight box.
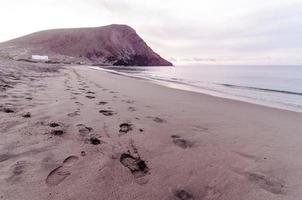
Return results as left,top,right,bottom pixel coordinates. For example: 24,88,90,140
0,24,172,66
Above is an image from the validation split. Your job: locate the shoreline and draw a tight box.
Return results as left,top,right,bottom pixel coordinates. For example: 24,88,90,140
1,62,302,200
89,65,302,114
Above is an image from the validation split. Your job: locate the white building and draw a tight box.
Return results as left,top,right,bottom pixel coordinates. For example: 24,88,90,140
31,55,49,62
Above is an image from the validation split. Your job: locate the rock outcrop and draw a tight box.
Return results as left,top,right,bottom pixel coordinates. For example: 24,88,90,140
0,24,172,66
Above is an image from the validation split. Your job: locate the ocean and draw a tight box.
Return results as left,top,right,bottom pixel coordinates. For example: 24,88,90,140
91,65,302,113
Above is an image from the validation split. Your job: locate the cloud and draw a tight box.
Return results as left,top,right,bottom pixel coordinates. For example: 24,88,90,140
137,2,302,64
0,0,301,64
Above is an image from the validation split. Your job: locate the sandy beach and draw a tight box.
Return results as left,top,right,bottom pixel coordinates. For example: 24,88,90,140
1,59,302,200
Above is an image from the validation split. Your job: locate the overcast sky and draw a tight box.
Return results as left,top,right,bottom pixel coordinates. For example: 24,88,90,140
0,0,301,65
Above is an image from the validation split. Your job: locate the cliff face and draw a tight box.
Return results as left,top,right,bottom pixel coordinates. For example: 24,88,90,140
0,24,172,66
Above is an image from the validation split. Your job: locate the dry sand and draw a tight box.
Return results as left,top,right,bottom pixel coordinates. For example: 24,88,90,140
1,59,302,200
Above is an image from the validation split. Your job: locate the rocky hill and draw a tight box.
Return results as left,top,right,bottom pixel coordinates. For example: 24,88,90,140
0,24,172,66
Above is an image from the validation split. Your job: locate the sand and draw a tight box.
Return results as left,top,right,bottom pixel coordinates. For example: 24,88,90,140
1,59,302,200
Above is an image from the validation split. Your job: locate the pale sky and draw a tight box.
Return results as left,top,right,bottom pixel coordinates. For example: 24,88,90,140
0,0,301,65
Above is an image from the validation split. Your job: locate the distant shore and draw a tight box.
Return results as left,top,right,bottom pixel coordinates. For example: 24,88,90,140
1,60,302,200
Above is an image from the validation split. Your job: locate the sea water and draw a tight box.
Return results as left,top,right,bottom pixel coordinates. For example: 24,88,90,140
92,65,302,113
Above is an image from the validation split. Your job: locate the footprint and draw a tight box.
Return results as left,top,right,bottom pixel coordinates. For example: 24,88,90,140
97,101,107,105
12,161,26,175
174,190,194,200
245,172,285,194
80,151,86,156
49,122,60,128
0,107,15,113
75,101,83,106
99,110,116,116
171,135,193,149
90,137,101,145
67,110,80,117
120,153,149,179
7,161,27,183
63,156,79,166
119,123,133,134
122,100,134,104
85,95,95,99
45,156,79,186
234,151,258,161
22,112,31,118
86,91,95,94
45,166,71,186
128,107,136,112
48,122,65,136
147,116,167,123
154,117,166,123
50,129,64,136
77,124,93,136
72,92,81,95
192,125,209,132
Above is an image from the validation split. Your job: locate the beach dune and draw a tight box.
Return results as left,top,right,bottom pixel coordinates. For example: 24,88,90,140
0,59,302,200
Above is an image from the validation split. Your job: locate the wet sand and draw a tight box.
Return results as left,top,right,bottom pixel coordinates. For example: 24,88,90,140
1,59,302,200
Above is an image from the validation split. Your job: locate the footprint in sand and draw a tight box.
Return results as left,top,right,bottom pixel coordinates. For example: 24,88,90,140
45,155,79,186
86,95,95,99
63,156,79,166
171,135,193,149
244,172,285,194
22,112,31,118
89,137,102,145
122,99,134,104
67,110,80,117
120,153,149,179
119,123,133,134
99,110,116,116
7,161,27,183
49,122,65,136
147,116,167,123
72,92,81,95
128,107,136,112
75,101,84,106
97,101,107,105
49,122,60,127
174,190,194,200
0,107,15,113
50,129,64,135
77,124,93,136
